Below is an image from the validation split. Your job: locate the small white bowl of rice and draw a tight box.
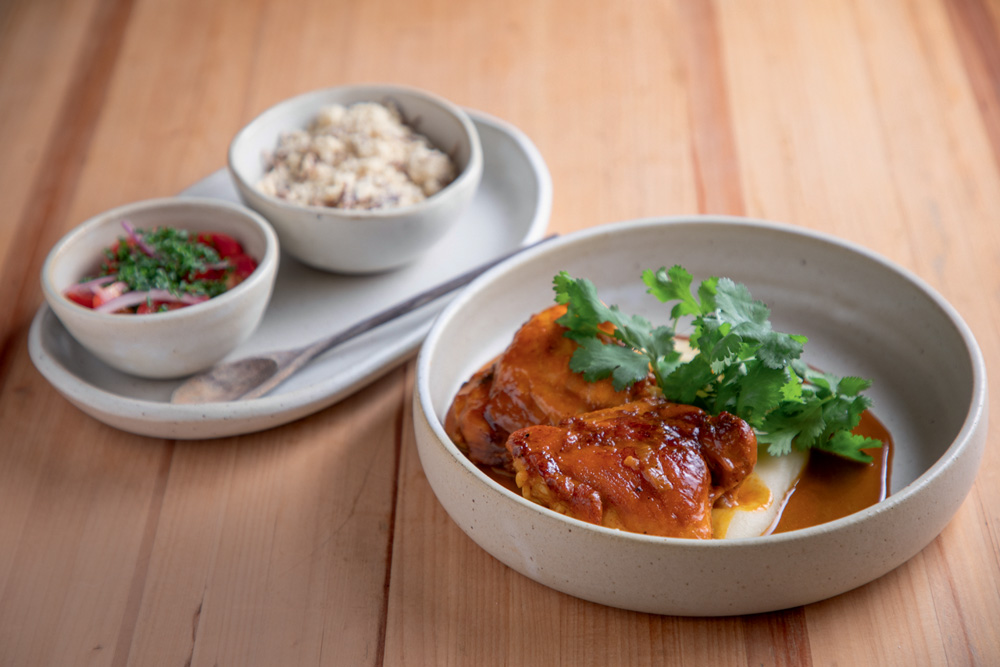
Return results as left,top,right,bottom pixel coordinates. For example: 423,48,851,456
228,83,483,274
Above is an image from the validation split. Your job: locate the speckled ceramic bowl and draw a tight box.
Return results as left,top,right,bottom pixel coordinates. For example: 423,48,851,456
41,197,279,379
229,83,483,274
413,216,987,616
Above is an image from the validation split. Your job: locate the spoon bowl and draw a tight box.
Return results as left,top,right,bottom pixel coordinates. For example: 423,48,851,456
171,357,281,403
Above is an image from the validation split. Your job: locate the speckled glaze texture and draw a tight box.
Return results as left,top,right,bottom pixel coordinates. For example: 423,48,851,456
414,216,988,616
41,197,279,379
229,84,483,274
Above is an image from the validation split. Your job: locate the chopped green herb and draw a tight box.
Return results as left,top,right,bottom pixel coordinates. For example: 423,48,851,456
553,266,882,463
99,226,229,298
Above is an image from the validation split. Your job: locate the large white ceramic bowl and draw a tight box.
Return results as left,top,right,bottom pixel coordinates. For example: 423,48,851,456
413,216,988,616
41,197,279,379
229,83,483,274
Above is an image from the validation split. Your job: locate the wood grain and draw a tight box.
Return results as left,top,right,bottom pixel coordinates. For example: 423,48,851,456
0,0,998,665
946,0,1000,174
0,0,128,364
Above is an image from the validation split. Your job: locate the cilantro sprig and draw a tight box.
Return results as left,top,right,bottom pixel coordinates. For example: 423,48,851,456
553,266,881,463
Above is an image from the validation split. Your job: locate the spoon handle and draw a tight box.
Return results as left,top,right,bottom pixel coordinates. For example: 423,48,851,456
237,234,559,400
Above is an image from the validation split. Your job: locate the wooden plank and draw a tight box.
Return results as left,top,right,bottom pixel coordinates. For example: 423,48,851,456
0,0,107,267
675,0,745,216
945,0,1000,176
0,395,172,666
0,0,131,360
124,373,404,666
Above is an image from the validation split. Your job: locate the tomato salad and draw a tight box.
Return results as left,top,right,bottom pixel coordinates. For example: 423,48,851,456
64,221,258,314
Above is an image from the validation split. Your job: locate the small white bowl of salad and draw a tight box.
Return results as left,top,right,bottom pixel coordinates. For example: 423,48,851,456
41,197,279,379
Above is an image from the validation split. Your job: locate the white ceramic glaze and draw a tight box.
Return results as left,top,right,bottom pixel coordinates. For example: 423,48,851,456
229,83,483,274
41,197,279,379
413,216,988,616
28,110,552,438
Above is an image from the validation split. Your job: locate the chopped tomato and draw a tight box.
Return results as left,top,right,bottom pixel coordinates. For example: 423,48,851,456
91,281,129,312
222,254,257,289
65,291,94,308
230,253,257,279
197,232,244,258
190,267,227,282
215,233,244,258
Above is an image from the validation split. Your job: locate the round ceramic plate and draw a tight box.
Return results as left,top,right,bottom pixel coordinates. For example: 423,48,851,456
29,110,552,439
413,216,988,615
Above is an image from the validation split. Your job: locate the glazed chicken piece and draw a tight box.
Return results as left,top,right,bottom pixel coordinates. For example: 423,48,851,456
506,398,757,538
445,304,658,468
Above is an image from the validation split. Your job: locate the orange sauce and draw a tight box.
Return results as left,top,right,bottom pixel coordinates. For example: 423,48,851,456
711,472,773,538
769,410,893,534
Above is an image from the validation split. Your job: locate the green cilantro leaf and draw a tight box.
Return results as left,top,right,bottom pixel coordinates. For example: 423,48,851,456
553,266,882,462
568,337,653,389
554,271,677,391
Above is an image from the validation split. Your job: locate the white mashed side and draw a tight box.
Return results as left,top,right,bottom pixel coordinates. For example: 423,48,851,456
256,101,457,210
672,338,809,538
717,449,809,539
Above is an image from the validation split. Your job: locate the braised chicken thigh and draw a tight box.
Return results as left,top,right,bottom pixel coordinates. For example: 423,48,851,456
445,304,657,467
445,303,758,539
506,399,757,538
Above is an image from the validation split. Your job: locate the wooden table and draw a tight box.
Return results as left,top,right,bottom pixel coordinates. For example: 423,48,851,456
2,0,998,664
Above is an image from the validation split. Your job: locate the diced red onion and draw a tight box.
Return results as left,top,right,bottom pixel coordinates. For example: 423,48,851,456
121,220,160,258
65,274,118,296
93,289,210,314
204,260,231,271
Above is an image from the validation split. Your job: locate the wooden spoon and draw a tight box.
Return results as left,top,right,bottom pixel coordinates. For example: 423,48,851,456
170,236,556,403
